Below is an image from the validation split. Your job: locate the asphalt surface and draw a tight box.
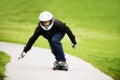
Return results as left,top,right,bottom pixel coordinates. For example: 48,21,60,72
0,42,113,80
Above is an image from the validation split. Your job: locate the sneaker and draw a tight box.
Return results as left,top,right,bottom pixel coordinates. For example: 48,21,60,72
58,61,68,67
53,61,58,65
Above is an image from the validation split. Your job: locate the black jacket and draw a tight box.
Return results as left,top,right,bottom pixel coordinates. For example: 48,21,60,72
24,19,77,52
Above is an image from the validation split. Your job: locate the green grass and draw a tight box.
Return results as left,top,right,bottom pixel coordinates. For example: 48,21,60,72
0,0,120,80
0,51,11,80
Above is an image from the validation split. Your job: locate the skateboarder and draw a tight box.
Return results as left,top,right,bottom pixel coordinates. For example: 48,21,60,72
20,11,77,67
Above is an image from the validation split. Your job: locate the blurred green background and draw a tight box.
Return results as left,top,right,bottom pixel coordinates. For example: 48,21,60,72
0,0,120,80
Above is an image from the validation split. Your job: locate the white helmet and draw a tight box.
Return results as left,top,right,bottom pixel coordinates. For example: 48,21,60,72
39,11,54,30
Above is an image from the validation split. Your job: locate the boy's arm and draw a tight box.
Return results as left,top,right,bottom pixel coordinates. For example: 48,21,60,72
23,26,41,53
64,25,77,47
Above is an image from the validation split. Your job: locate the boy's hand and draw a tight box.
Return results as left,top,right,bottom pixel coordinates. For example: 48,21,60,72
72,43,77,49
18,52,26,60
23,47,28,53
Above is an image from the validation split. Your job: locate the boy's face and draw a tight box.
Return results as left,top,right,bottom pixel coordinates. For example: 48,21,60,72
42,21,50,27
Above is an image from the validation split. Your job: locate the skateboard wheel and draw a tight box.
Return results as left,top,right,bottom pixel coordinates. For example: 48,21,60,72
64,68,68,71
53,67,57,70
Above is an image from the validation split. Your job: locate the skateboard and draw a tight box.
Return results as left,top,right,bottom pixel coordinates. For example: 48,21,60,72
53,64,68,71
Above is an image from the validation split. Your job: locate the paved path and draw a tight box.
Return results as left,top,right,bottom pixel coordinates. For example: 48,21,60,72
0,42,113,80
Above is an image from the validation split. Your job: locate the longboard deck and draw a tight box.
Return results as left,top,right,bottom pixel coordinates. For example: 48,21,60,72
53,66,68,71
